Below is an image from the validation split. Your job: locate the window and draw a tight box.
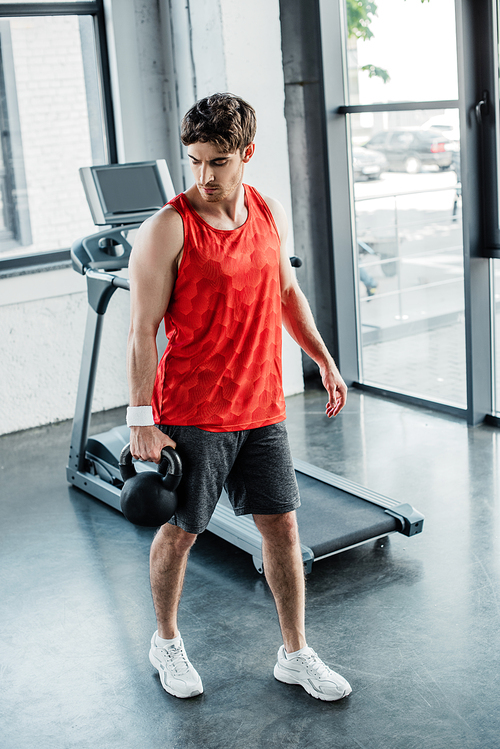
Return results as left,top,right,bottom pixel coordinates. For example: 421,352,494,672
0,19,30,250
0,2,114,268
316,0,500,424
344,0,466,408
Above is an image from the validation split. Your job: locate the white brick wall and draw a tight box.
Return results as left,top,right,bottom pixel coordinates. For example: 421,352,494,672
7,16,96,256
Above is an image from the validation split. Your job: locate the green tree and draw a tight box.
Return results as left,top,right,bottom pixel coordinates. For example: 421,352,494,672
346,0,378,42
346,0,430,83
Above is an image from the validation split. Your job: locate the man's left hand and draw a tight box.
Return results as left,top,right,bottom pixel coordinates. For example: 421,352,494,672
321,367,347,418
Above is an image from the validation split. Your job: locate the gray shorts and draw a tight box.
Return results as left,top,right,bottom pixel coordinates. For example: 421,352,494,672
157,421,300,534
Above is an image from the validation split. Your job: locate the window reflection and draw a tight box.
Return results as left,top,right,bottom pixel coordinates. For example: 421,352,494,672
350,110,466,406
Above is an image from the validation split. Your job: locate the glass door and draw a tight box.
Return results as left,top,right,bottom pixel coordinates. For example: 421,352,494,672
343,0,466,407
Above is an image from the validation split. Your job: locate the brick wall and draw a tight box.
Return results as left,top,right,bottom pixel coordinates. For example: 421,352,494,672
8,15,96,256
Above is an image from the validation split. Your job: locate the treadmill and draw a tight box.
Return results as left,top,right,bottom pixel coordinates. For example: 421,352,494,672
67,161,424,574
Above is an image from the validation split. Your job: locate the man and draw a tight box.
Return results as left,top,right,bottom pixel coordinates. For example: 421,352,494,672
126,93,351,702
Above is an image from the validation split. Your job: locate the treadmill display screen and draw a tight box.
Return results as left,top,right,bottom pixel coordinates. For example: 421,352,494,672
80,160,175,225
94,165,165,215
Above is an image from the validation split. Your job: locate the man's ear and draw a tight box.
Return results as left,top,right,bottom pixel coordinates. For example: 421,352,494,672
242,143,255,163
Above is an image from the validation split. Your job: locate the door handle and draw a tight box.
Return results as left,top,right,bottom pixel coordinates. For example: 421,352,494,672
475,90,489,125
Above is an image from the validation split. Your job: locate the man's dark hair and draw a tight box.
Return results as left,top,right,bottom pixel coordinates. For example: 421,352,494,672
181,93,256,154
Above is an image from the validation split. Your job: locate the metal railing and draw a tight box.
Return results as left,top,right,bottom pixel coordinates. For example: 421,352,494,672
355,183,463,323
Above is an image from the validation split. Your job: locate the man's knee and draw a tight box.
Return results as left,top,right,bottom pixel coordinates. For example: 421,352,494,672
155,522,198,556
253,511,299,546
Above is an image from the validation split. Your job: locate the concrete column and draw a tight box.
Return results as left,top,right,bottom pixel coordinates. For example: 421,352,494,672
103,0,172,165
279,0,339,379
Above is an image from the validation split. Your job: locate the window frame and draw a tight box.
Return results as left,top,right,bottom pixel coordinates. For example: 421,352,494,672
317,0,495,426
0,1,116,275
472,0,500,257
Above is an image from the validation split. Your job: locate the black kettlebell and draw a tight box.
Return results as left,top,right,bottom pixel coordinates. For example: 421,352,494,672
119,443,182,527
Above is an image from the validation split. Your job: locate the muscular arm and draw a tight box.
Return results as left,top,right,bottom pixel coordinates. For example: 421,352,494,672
127,206,184,461
264,196,347,418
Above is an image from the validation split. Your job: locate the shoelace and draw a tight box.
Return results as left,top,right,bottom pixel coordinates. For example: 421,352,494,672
162,644,190,675
298,650,333,679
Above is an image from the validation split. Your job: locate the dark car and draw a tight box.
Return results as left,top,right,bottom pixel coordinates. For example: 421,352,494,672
352,146,388,181
364,128,453,173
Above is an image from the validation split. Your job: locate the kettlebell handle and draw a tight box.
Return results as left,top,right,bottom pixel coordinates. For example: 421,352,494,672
119,443,183,486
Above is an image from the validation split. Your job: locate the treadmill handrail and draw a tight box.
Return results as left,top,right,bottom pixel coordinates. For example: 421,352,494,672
71,224,141,275
85,269,130,314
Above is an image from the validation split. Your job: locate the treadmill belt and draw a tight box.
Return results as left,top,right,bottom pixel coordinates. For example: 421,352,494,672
295,472,398,557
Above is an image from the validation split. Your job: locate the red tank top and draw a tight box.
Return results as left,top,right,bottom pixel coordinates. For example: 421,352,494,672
151,184,286,431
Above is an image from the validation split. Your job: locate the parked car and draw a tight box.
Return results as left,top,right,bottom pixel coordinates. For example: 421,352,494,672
422,113,460,148
364,128,453,173
352,146,388,181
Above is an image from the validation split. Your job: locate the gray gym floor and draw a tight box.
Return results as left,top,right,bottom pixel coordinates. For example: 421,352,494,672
1,387,499,749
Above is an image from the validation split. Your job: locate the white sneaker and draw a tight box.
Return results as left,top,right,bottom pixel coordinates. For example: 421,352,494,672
274,645,352,701
149,632,203,698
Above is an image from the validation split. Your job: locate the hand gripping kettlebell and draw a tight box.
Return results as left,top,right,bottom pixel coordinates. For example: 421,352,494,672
119,443,182,527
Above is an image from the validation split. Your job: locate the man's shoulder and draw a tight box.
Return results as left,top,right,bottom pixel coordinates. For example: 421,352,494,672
250,188,287,237
131,201,184,265
245,184,284,213
140,201,184,237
